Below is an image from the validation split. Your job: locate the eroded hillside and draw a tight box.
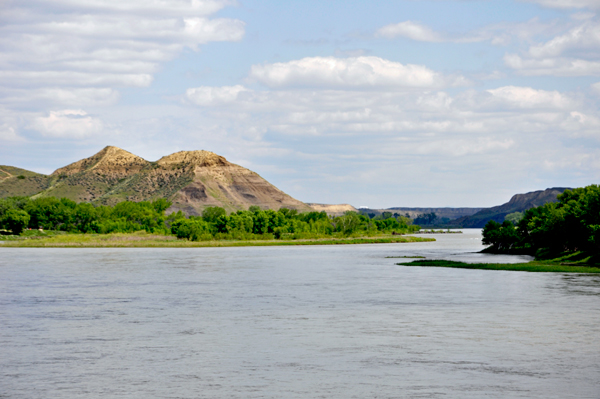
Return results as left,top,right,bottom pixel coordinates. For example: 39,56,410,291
0,146,312,215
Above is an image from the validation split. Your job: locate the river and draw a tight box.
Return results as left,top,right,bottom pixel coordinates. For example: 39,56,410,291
1,230,599,398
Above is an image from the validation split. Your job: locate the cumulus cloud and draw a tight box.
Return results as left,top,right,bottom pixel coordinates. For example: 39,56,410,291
248,56,469,89
31,110,103,138
186,85,250,106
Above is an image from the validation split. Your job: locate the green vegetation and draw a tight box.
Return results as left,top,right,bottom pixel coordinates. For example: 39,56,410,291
0,209,30,235
482,184,600,265
1,231,432,248
397,259,600,273
504,211,523,225
0,196,424,246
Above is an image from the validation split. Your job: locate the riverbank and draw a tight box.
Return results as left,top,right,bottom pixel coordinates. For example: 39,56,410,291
0,232,434,248
397,259,600,273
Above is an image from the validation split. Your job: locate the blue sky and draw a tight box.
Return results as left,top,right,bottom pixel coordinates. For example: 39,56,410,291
1,0,600,207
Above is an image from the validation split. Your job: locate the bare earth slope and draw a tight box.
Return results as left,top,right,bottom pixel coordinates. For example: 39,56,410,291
0,146,311,215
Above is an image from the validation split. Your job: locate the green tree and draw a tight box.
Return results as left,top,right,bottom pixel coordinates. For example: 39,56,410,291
505,212,523,225
0,209,30,235
202,207,226,224
482,220,519,252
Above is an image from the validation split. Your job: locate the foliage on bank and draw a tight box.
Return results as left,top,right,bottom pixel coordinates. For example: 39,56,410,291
0,196,420,241
482,184,600,263
397,259,600,273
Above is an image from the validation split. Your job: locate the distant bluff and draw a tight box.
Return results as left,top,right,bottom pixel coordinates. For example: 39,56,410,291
0,146,312,215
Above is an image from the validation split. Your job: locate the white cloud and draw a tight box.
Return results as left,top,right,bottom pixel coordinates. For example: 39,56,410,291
186,85,250,106
487,86,572,109
184,83,589,143
527,22,600,58
0,88,120,110
413,138,515,157
505,18,600,76
0,124,23,142
28,0,232,16
523,0,600,9
505,53,600,76
592,81,600,94
374,17,565,47
0,0,244,103
376,21,443,42
31,110,103,138
248,56,469,89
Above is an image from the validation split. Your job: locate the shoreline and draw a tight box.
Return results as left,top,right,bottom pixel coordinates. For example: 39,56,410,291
0,233,434,248
397,259,600,273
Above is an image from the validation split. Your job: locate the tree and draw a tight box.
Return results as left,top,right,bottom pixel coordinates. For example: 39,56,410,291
335,211,362,235
381,212,393,219
482,220,519,252
202,206,226,224
505,212,523,225
414,212,437,225
0,209,30,235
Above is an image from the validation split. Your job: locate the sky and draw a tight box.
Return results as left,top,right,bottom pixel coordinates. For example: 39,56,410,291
1,0,600,208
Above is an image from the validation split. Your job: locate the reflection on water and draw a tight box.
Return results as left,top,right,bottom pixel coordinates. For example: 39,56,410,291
0,232,599,399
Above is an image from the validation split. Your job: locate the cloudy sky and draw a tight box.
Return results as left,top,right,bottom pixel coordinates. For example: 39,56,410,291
1,0,600,207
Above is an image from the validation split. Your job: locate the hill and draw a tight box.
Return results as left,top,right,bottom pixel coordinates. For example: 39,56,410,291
453,187,570,228
0,146,312,215
0,165,51,198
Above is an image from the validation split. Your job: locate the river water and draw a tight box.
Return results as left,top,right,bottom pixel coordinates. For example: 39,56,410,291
1,230,599,398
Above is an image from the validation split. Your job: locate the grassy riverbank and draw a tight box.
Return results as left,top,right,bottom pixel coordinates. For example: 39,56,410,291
397,259,600,273
0,231,434,248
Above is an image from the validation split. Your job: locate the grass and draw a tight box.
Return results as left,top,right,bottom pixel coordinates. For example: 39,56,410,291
397,259,600,273
0,231,435,248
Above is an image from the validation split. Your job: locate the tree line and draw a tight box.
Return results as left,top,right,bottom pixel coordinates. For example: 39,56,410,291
0,196,419,240
482,184,600,259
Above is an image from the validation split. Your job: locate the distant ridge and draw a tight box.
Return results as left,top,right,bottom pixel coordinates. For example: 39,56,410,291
0,146,312,215
453,187,571,227
365,207,483,220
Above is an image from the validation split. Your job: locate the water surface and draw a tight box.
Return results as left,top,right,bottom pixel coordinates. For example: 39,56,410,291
1,231,598,398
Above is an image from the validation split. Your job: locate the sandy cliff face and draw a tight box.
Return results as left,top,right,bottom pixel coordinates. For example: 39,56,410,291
158,150,311,214
1,146,311,214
